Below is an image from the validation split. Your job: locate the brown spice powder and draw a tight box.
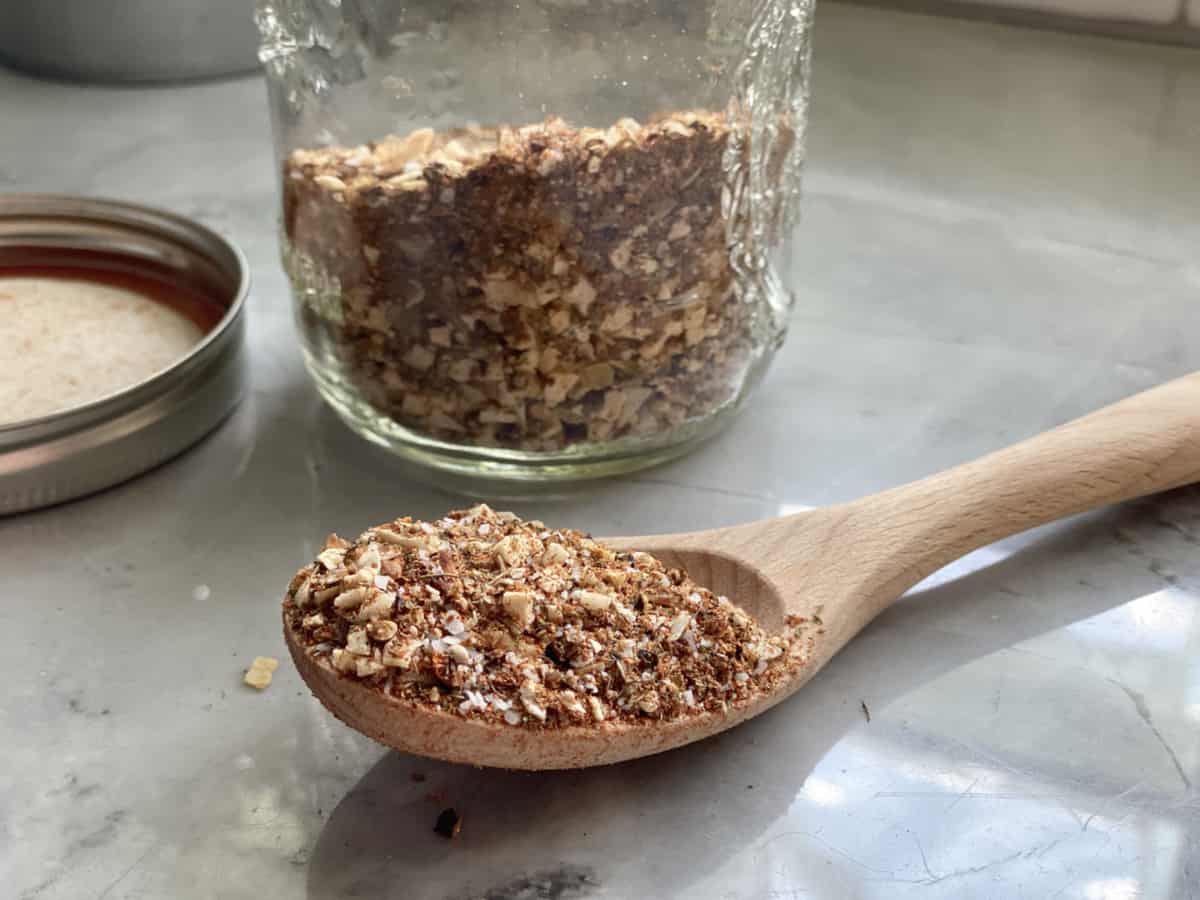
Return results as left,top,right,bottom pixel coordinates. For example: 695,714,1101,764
282,505,793,728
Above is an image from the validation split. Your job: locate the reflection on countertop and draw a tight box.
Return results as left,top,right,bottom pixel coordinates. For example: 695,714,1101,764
3,4,1200,899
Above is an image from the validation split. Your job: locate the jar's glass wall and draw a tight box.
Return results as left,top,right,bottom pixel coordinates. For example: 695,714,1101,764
258,0,813,479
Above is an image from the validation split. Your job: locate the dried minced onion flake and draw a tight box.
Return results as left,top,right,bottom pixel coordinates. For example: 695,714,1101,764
333,586,368,610
668,612,692,641
321,545,349,568
283,506,796,728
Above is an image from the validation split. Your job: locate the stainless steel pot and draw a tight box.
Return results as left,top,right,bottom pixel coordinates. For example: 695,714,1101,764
0,0,258,83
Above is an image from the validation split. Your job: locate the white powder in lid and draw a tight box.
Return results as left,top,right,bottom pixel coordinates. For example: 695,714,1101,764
0,276,205,425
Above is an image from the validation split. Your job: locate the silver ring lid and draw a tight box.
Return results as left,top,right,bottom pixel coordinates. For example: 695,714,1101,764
0,194,249,514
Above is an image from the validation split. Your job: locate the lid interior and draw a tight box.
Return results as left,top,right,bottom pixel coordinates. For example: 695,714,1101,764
0,195,248,434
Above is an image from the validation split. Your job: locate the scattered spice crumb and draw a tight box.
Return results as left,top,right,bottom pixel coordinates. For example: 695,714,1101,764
244,656,280,691
410,772,427,783
434,808,462,839
860,700,871,723
244,668,272,690
282,505,804,728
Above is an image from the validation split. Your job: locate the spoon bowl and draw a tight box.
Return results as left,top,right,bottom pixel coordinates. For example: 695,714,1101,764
605,539,792,631
286,373,1200,769
284,606,807,770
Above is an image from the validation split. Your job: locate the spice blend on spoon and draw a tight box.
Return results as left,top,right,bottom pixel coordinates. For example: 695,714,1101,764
283,505,792,727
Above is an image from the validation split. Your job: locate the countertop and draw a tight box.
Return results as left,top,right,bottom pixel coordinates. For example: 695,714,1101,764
4,5,1200,898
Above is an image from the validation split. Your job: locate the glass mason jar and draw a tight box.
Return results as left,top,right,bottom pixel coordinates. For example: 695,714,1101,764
257,0,814,480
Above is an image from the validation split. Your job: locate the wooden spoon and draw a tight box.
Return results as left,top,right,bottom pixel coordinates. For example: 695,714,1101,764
286,373,1200,769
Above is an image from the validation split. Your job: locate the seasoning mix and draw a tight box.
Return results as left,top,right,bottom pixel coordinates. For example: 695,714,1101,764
283,111,750,453
282,505,794,728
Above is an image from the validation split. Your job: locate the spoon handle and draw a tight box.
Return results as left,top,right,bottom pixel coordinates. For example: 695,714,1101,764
846,371,1200,606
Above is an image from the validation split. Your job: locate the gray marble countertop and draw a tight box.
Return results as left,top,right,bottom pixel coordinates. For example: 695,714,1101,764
4,5,1200,899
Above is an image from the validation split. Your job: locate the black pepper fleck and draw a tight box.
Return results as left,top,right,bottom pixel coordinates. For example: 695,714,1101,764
434,807,462,839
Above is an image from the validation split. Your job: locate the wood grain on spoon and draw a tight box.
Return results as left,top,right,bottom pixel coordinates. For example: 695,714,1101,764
286,372,1200,769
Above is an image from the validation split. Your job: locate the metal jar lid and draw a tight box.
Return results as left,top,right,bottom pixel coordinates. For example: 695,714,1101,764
0,194,249,515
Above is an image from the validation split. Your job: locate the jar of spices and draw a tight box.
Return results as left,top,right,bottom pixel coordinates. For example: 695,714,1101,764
258,0,814,480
